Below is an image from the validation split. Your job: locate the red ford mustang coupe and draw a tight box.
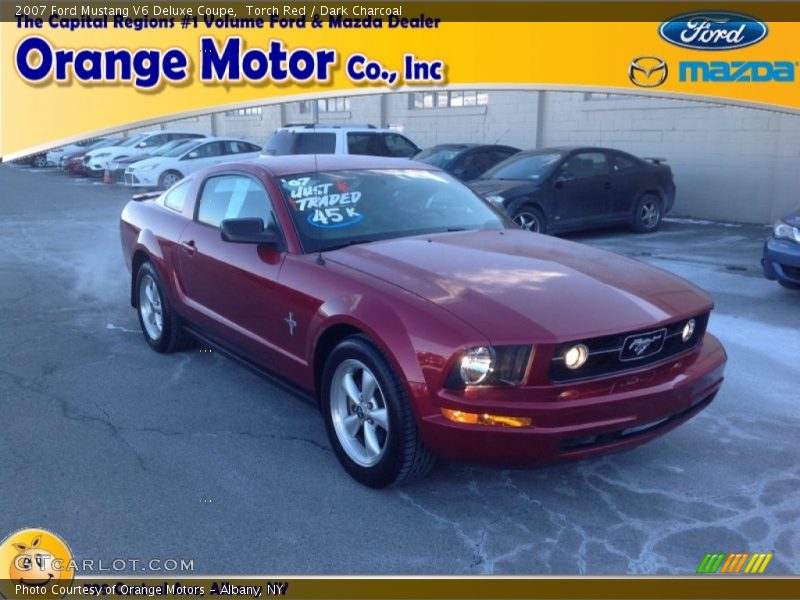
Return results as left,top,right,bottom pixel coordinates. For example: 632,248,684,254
120,155,727,487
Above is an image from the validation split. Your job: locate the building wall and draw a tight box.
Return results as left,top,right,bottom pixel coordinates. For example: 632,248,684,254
155,90,800,224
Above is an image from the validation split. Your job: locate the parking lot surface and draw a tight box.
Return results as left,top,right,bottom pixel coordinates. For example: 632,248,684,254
1,164,798,575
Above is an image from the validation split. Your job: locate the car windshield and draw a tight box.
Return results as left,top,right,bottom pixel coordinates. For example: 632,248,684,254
278,169,509,253
165,140,203,157
413,148,462,168
481,152,563,181
86,138,122,151
118,134,148,148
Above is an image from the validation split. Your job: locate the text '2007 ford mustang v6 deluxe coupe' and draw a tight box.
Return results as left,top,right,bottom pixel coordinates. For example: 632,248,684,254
120,155,726,487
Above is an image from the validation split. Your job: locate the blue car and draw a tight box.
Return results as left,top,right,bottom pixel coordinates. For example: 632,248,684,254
762,208,800,289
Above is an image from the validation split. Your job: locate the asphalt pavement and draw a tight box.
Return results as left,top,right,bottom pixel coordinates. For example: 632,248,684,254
0,164,798,575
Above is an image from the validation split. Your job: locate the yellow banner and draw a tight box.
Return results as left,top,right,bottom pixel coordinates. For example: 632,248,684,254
2,2,800,158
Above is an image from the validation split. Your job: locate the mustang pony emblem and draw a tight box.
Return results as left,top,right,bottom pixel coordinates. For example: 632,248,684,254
628,335,660,356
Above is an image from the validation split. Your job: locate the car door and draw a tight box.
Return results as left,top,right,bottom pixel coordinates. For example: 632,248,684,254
607,152,645,219
178,141,226,174
176,173,287,366
551,151,613,228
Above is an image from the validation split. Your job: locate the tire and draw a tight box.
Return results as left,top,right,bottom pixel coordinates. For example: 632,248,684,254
631,193,663,233
321,335,436,488
135,261,191,353
159,170,183,190
512,204,547,234
32,154,47,168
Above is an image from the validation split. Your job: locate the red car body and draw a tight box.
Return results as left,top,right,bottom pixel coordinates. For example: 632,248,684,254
120,156,726,471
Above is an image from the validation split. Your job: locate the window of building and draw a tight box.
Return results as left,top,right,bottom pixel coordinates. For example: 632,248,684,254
315,97,351,113
411,91,488,109
225,107,263,117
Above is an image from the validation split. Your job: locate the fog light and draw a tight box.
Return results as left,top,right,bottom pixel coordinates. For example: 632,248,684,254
460,347,494,385
563,344,589,370
441,408,532,428
682,319,696,342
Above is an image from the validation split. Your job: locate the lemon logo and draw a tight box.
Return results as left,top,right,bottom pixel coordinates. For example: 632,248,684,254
0,529,74,599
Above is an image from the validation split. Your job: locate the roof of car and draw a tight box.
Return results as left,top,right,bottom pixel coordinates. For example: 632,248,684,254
244,154,438,176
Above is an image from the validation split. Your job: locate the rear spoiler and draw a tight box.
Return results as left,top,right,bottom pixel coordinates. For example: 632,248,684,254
131,191,162,202
643,157,668,165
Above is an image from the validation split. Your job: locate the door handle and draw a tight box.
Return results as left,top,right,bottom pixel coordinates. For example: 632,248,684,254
181,240,197,255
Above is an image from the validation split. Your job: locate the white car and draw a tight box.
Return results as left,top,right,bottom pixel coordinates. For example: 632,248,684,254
82,131,207,176
45,137,112,166
124,138,262,189
260,124,420,158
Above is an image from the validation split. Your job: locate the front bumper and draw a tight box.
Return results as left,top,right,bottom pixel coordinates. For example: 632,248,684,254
762,237,800,286
123,171,158,187
414,333,726,467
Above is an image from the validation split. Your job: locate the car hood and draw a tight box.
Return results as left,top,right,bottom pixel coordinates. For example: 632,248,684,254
327,230,712,343
782,209,800,228
469,179,542,198
128,157,168,170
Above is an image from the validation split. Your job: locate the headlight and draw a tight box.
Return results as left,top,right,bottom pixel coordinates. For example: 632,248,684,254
94,152,111,158
451,345,533,387
484,195,505,205
563,344,589,370
681,319,696,342
136,164,156,172
774,221,800,243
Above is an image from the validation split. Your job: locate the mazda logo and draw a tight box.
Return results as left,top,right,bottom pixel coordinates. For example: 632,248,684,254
629,56,668,87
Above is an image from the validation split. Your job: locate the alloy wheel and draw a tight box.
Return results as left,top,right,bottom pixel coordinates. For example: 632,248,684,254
514,211,541,232
138,274,163,340
640,199,660,229
330,359,389,467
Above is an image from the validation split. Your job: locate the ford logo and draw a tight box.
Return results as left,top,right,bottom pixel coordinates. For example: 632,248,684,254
659,12,768,50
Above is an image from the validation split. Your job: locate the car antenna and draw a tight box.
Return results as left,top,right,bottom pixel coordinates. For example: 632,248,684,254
312,119,325,266
494,128,510,145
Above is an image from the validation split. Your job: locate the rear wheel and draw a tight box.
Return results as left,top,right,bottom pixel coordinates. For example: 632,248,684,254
135,261,191,353
512,205,547,234
321,335,435,487
32,154,47,168
159,170,183,190
631,194,663,233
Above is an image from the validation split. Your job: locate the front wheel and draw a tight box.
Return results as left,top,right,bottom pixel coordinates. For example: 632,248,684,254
631,194,663,233
321,335,435,487
135,261,191,353
512,205,547,234
32,154,47,168
159,170,183,190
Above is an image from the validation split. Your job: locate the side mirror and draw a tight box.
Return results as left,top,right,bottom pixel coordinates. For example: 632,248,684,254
554,171,574,186
220,218,282,248
186,151,198,159
137,142,148,148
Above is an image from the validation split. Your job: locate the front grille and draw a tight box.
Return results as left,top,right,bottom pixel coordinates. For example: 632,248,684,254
559,390,717,453
549,313,709,382
124,174,139,185
782,265,800,279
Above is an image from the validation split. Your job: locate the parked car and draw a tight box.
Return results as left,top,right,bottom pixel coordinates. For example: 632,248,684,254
124,138,261,189
261,124,420,158
413,144,520,180
106,138,206,182
83,131,207,177
46,137,112,167
470,147,676,234
61,137,124,174
120,155,726,487
762,207,800,289
14,152,49,168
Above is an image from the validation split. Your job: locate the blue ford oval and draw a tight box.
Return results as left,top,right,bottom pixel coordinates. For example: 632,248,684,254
659,12,768,50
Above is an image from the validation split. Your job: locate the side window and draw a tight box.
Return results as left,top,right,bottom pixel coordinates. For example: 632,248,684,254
187,142,224,159
295,133,336,154
162,180,191,213
226,141,260,154
460,151,494,179
347,133,385,156
558,152,610,181
613,154,637,172
142,134,167,148
197,175,276,228
490,148,517,163
383,134,418,158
